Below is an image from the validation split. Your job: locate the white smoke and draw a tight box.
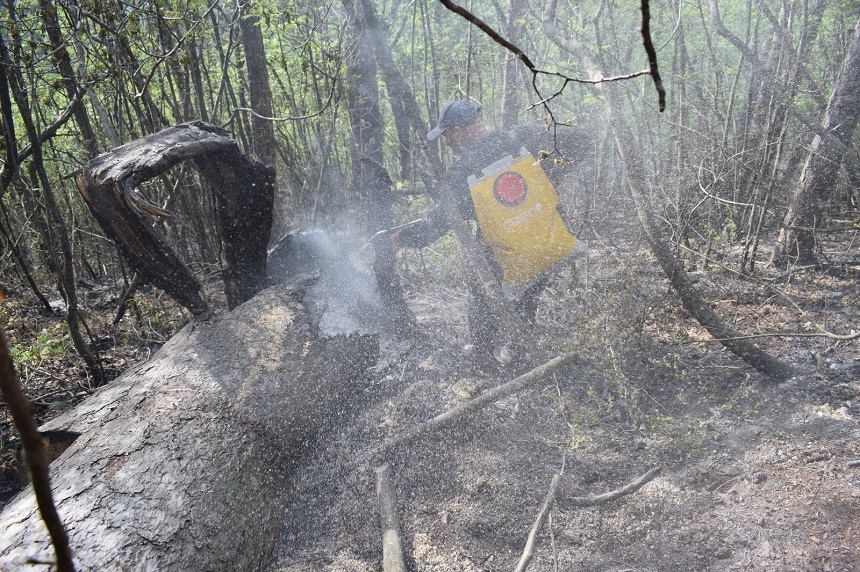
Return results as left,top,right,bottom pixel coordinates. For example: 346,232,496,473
267,228,384,337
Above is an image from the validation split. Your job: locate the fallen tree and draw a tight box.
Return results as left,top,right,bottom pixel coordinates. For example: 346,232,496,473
0,284,378,571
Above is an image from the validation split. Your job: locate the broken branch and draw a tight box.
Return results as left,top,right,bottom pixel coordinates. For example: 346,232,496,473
515,473,561,572
515,467,660,571
383,353,581,454
684,329,860,343
558,466,662,508
375,463,407,572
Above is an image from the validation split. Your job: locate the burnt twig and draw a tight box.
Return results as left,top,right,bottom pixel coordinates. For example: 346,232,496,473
516,467,662,571
559,466,662,507
515,473,561,572
639,0,666,111
383,353,581,454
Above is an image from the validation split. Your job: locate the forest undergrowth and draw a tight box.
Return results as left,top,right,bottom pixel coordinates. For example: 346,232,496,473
1,227,859,570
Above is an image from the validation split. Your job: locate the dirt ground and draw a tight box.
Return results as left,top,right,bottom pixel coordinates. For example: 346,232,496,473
1,224,859,571
268,228,860,572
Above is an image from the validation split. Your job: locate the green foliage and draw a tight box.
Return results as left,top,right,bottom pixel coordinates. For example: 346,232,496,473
10,322,70,369
711,380,760,418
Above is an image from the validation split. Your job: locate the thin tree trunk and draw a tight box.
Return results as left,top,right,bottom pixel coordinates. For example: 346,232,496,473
0,54,51,309
357,0,443,178
189,35,210,122
499,0,527,128
38,0,99,159
343,0,418,334
237,1,276,168
0,209,51,311
68,1,122,148
106,7,171,132
1,31,101,381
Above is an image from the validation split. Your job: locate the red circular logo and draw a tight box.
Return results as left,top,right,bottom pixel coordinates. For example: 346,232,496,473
493,172,527,206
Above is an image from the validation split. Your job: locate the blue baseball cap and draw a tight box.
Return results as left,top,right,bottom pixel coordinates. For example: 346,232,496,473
427,101,482,141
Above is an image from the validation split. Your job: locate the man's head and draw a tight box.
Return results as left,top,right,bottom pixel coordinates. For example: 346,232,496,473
427,101,482,141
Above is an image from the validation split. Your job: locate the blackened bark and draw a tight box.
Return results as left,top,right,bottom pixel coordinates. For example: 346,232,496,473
773,18,860,266
73,121,275,314
194,148,275,308
342,0,385,176
343,0,417,334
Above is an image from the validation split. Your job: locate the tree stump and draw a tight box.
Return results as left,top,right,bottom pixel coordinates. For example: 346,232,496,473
73,121,276,315
0,284,378,571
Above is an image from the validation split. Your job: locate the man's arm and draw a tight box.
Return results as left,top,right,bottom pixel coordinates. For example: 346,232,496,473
395,204,451,249
394,168,477,249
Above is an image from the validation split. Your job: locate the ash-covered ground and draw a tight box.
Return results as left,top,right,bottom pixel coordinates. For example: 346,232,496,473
2,222,858,571
265,228,860,571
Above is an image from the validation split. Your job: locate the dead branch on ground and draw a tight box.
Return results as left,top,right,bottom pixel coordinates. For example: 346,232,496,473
557,466,662,507
684,328,860,343
515,473,561,572
375,463,407,572
383,353,582,455
516,467,661,571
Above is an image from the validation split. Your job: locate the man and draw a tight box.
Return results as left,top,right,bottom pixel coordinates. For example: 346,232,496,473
396,100,588,367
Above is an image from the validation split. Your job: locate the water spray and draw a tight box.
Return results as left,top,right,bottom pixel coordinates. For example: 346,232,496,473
358,219,424,255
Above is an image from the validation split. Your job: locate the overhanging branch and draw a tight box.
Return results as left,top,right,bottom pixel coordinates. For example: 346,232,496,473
438,0,666,113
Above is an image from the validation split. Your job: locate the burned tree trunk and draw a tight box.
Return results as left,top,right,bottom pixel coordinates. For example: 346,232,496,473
542,2,797,381
0,284,378,571
773,17,860,266
73,121,275,315
341,3,417,335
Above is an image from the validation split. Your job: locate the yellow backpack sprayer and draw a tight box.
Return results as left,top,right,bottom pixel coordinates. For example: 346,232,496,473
467,148,577,283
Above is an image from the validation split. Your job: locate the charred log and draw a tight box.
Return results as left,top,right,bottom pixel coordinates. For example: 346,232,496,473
0,284,378,571
73,121,275,315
